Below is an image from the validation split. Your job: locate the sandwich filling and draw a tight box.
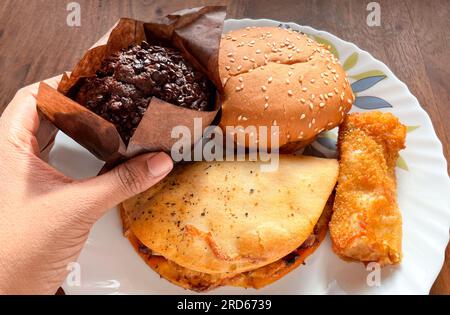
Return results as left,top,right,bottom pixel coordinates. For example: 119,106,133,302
121,195,333,291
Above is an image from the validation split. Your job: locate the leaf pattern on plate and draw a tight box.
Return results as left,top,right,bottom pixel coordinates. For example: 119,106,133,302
276,25,411,170
397,155,409,171
354,96,393,109
313,35,340,59
351,75,387,93
407,126,420,133
303,144,327,158
317,135,338,151
343,52,359,71
350,70,386,81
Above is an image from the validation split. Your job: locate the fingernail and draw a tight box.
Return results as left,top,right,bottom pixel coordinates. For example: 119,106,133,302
147,152,173,178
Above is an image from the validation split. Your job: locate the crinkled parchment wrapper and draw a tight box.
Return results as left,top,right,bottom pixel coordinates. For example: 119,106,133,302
36,6,226,167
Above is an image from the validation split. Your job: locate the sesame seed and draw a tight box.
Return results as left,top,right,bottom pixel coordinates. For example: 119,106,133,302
311,79,316,84
237,65,242,71
308,122,312,128
242,116,248,121
256,49,261,54
232,37,237,41
239,77,244,82
311,94,315,100
300,113,306,120
347,98,353,103
286,79,290,84
273,120,278,126
334,88,339,94
328,92,334,97
312,118,316,125
288,71,293,77
288,90,293,96
319,102,325,107
225,66,231,70
230,58,235,63
302,87,308,92
324,80,329,85
265,96,269,101
300,98,306,103
268,77,273,83
261,86,267,92
243,56,248,60
309,102,314,110
238,115,242,120
250,58,256,63
264,103,269,109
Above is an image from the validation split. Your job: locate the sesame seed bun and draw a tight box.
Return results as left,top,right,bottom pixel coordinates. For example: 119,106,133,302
218,27,354,152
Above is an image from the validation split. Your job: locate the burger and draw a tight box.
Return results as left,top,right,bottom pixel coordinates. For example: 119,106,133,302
218,26,354,152
121,155,338,291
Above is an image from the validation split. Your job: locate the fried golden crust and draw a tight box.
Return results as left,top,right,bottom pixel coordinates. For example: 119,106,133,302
329,112,406,266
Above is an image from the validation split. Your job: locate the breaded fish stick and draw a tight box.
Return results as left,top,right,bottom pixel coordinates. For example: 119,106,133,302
329,112,406,266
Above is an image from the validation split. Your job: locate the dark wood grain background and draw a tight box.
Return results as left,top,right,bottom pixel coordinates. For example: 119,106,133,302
0,0,448,294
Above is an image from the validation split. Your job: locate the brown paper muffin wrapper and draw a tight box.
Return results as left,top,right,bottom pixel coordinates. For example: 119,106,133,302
36,6,226,166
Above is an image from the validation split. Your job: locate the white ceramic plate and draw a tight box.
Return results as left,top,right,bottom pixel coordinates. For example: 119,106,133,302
54,19,450,295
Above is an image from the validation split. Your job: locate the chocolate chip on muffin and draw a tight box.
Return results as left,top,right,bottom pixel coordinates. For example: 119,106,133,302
74,41,212,143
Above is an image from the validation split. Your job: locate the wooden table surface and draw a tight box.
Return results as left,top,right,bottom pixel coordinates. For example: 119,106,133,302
0,0,448,294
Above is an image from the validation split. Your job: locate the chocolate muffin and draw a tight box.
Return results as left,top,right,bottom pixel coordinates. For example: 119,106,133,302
74,41,213,144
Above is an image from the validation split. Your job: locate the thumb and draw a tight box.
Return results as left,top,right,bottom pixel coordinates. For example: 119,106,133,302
72,152,173,219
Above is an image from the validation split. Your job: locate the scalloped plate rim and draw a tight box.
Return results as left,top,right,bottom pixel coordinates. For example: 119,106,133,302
225,18,449,294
